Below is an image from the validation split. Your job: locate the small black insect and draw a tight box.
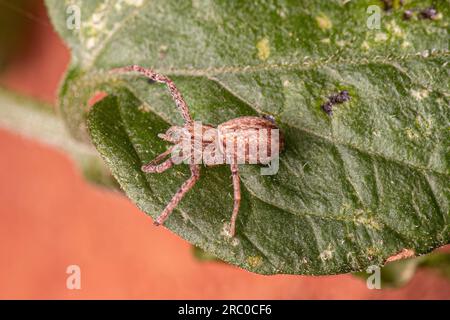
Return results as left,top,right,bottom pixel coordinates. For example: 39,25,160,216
329,90,350,104
403,9,414,20
321,90,351,116
419,7,438,20
321,102,333,115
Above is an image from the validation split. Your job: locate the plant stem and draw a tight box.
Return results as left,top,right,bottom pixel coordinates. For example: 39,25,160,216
0,87,117,188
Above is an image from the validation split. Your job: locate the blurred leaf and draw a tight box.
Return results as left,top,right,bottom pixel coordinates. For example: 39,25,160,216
0,0,34,70
354,252,450,288
46,0,449,274
0,87,117,188
419,251,450,280
354,256,419,288
192,246,222,263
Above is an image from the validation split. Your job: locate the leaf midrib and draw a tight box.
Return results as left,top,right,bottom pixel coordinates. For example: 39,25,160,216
152,49,449,77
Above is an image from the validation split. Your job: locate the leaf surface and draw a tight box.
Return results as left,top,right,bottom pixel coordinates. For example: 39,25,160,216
46,0,449,274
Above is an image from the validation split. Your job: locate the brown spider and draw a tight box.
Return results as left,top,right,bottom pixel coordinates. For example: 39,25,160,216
112,65,284,237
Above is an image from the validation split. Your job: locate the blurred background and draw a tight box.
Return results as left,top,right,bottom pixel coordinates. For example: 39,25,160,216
0,0,448,299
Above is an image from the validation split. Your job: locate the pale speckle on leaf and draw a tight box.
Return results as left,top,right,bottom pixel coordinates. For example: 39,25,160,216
401,41,411,48
159,44,169,59
138,104,151,113
366,247,381,261
123,0,144,6
374,32,388,42
336,39,347,47
319,245,334,262
411,89,429,101
247,256,263,268
386,20,405,38
361,41,370,50
179,208,190,222
256,38,270,61
415,115,433,136
315,14,332,30
420,50,430,58
433,12,443,21
221,222,230,236
405,128,419,140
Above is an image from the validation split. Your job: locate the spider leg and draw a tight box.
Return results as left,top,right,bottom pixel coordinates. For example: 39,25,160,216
142,158,174,174
111,65,193,124
229,163,241,237
141,146,175,173
154,164,200,226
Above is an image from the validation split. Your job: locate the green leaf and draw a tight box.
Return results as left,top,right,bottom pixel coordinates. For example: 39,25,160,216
46,0,449,275
354,257,419,288
419,251,450,280
192,245,222,263
0,0,30,70
354,252,450,288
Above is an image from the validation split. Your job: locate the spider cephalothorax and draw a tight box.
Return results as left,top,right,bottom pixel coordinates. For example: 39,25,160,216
112,65,283,237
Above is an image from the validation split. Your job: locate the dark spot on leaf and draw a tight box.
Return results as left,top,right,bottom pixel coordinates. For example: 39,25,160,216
381,0,393,11
321,90,351,116
330,90,350,104
321,101,333,115
147,78,156,84
403,9,413,20
419,7,438,20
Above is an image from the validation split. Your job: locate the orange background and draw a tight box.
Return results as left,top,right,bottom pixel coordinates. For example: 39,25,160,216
0,1,449,299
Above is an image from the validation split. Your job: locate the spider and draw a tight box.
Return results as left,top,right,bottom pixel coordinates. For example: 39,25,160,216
112,65,284,237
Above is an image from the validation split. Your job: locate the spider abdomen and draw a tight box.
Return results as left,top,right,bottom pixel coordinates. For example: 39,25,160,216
216,116,284,165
